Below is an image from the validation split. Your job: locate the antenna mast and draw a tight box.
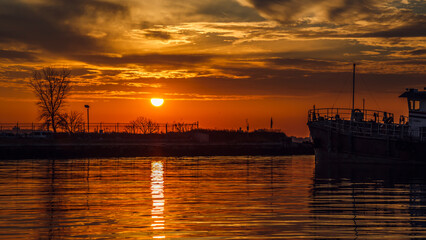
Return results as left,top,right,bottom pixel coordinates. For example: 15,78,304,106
352,63,356,111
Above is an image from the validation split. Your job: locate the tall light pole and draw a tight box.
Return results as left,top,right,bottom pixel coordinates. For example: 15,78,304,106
84,105,90,132
352,63,356,111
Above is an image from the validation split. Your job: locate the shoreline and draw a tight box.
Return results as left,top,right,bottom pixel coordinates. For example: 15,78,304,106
0,130,313,159
0,141,313,159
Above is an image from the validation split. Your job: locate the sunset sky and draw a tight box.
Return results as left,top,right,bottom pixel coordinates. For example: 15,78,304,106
0,0,425,136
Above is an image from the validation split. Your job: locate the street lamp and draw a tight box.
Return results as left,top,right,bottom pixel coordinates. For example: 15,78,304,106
84,105,90,132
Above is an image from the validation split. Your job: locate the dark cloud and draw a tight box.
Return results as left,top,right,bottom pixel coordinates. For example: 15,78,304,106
240,0,425,38
326,0,383,21
0,70,31,80
72,53,213,68
144,30,172,40
139,21,156,30
241,0,384,24
68,68,97,77
72,83,150,93
392,60,426,65
408,49,426,56
268,58,340,68
0,0,128,54
99,70,125,76
132,0,264,25
196,0,264,22
153,66,426,97
0,50,38,61
360,19,426,38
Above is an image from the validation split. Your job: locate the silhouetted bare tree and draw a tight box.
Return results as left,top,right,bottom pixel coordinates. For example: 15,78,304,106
125,117,159,134
29,68,72,133
172,122,193,132
59,111,85,134
174,122,185,132
124,121,137,134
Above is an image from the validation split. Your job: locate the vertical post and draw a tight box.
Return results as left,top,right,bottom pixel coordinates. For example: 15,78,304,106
352,63,356,111
87,109,89,132
246,119,249,132
385,124,387,135
362,98,365,121
84,105,90,133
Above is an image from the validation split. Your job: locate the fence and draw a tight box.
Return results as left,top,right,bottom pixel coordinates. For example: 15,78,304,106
0,121,199,135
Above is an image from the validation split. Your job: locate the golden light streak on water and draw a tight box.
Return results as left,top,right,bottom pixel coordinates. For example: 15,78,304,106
151,161,165,238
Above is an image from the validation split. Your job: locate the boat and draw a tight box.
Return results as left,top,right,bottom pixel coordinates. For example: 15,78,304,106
307,64,426,163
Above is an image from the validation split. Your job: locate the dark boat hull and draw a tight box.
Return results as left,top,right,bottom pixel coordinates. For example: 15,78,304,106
308,122,426,164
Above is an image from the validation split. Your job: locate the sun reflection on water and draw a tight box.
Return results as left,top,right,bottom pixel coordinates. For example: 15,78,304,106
151,161,165,239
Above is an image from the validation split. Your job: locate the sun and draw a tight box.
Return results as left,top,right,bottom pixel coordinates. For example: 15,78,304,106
150,98,164,107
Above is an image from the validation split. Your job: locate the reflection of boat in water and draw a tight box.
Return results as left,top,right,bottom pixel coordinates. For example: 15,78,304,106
314,156,426,186
307,64,426,163
312,159,426,238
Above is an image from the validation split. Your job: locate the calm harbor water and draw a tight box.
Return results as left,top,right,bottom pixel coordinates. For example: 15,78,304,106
0,155,425,239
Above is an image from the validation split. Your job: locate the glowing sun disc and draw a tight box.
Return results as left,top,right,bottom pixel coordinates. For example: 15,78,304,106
151,98,164,107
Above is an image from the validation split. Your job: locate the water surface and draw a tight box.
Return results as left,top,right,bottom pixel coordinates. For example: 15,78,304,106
0,156,425,239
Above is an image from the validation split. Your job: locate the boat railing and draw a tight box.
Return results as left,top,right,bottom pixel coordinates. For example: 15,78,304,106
308,108,401,124
308,108,424,141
